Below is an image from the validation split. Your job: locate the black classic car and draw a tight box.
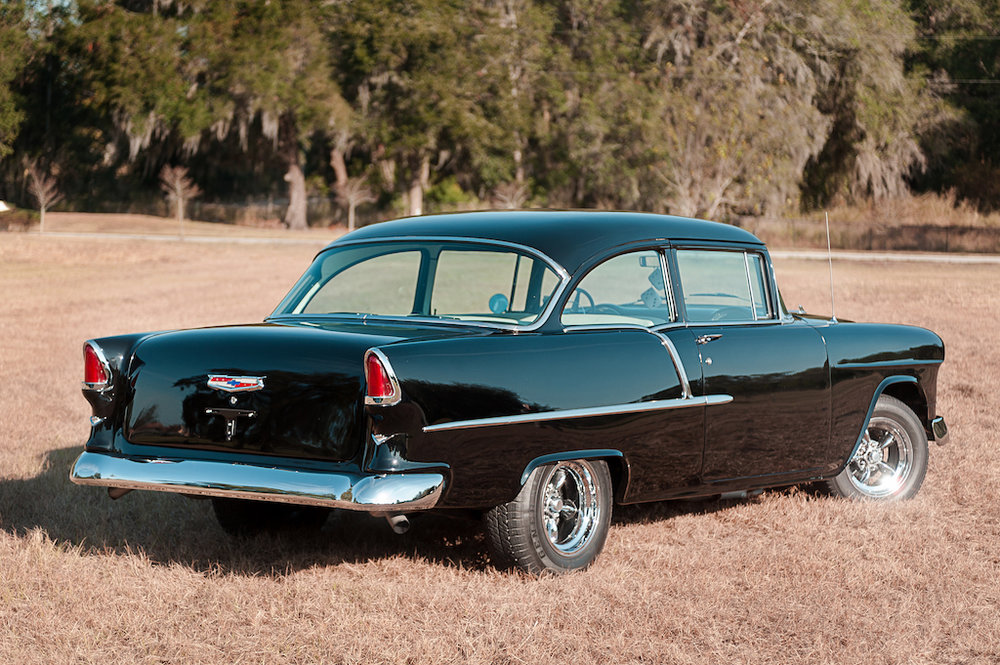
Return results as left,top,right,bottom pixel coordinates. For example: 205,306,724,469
71,211,949,573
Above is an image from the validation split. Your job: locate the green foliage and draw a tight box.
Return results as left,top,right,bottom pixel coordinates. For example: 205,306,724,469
906,0,1000,209
0,1,29,159
1,0,997,218
425,177,478,207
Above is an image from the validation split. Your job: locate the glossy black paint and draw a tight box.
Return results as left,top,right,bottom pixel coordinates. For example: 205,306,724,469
375,328,700,507
696,320,832,481
78,211,947,515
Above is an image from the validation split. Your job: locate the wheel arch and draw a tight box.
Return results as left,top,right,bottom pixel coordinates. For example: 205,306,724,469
520,449,631,503
880,379,930,434
842,376,924,472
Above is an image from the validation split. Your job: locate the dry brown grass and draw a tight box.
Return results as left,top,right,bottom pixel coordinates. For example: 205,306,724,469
0,233,997,664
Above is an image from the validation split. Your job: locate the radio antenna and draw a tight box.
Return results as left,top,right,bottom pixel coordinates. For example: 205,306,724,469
825,211,838,324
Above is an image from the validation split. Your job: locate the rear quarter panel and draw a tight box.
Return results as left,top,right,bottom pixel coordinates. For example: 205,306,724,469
372,330,702,508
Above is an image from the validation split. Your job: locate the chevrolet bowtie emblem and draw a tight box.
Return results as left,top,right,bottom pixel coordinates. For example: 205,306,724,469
204,407,257,441
207,375,265,393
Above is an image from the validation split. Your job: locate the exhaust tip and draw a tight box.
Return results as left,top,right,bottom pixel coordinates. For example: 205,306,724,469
385,513,410,535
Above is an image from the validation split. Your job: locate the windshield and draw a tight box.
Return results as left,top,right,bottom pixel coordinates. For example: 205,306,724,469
271,241,564,327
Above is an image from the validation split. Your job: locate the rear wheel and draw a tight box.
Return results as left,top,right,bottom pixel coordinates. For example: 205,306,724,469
484,459,612,574
825,395,928,501
212,497,331,537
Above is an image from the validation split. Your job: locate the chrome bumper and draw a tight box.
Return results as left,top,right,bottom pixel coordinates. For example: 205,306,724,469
69,451,445,512
931,416,949,446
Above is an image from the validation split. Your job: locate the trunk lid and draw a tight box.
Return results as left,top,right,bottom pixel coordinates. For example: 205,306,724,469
124,320,476,461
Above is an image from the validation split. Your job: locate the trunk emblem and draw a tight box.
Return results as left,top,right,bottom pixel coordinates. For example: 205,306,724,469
207,375,265,393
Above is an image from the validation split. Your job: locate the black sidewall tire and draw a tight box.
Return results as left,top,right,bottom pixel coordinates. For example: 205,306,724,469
485,459,613,574
827,395,928,501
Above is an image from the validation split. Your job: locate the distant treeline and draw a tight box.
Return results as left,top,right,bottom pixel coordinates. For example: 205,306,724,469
1,0,998,228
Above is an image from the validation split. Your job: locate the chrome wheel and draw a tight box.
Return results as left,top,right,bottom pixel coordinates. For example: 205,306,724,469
541,461,601,556
846,415,913,498
484,458,612,574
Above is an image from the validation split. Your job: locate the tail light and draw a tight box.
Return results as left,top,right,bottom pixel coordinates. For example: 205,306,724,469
364,349,400,406
83,342,111,391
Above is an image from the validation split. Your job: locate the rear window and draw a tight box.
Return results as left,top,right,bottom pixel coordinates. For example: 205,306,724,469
273,242,563,327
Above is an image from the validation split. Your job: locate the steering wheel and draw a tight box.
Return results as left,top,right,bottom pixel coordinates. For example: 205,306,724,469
711,306,751,322
570,288,596,313
592,303,629,316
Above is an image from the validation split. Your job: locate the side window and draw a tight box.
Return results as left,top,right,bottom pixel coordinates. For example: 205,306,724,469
675,249,773,323
561,250,672,327
747,253,771,319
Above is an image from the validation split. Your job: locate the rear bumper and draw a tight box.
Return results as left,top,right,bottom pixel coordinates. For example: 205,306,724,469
69,451,445,512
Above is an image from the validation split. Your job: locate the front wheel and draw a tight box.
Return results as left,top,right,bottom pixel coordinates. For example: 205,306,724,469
484,459,612,574
825,395,928,501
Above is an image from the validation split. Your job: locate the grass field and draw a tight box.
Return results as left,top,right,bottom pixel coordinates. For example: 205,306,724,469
0,232,997,664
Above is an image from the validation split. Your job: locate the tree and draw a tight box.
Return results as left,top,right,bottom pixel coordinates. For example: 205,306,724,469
160,164,202,236
27,161,62,232
0,1,28,160
336,176,375,232
784,0,943,207
906,0,1000,209
332,0,491,216
201,0,349,229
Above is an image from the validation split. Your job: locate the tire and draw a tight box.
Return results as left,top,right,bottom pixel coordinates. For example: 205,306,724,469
825,395,928,501
484,459,612,574
211,497,331,537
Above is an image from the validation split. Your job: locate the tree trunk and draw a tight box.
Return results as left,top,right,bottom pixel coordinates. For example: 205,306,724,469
348,201,357,232
407,154,431,217
281,115,308,230
514,131,525,185
176,195,185,237
330,146,348,189
284,161,307,229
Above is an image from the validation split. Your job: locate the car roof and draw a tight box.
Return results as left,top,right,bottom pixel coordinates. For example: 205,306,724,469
328,210,764,275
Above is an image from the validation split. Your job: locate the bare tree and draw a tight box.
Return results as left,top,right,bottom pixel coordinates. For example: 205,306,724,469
492,182,529,209
27,162,63,233
159,165,202,237
336,176,375,232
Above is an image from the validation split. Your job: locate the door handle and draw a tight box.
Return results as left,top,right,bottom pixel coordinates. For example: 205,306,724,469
696,334,723,345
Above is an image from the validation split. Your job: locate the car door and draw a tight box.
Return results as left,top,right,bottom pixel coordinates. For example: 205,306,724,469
671,247,831,483
558,248,708,501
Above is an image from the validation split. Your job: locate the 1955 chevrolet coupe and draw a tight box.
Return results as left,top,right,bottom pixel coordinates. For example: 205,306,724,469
71,211,949,573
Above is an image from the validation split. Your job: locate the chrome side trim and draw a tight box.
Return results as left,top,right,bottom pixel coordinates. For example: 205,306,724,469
69,451,445,512
648,330,693,399
836,359,944,369
422,395,732,433
364,347,402,406
82,340,113,392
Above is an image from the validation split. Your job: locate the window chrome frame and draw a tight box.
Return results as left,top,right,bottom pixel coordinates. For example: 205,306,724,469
558,246,675,330
269,236,571,333
671,245,783,327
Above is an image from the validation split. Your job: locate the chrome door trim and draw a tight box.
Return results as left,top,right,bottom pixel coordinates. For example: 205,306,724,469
421,394,732,433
